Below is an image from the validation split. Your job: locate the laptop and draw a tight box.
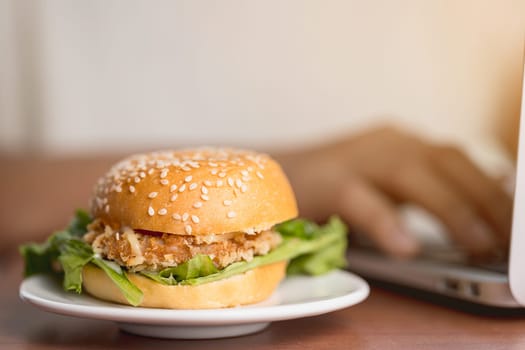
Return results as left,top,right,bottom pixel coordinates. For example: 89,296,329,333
346,57,525,309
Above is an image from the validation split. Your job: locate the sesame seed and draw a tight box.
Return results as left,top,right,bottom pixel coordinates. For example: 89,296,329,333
242,176,250,181
170,184,178,192
216,180,223,187
160,169,169,178
256,171,264,179
148,168,155,175
223,199,232,206
227,211,237,218
190,162,200,169
189,183,198,190
227,178,234,187
129,185,136,193
235,179,243,188
139,171,146,178
115,186,122,193
218,172,227,178
116,232,120,240
179,184,186,192
208,162,218,167
193,202,203,208
182,166,191,171
160,179,169,185
185,225,192,234
191,215,200,223
241,170,249,177
185,175,193,182
134,177,141,183
148,192,158,199
241,185,247,193
148,206,155,216
201,194,209,201
182,212,189,221
201,186,208,194
173,213,181,220
170,194,178,201
105,204,110,213
158,208,167,215
211,169,218,175
204,180,213,187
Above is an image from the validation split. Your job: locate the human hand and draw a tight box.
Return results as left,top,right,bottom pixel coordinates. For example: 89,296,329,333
276,127,512,258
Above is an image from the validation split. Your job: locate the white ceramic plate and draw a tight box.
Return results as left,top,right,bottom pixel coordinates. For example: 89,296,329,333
19,270,369,339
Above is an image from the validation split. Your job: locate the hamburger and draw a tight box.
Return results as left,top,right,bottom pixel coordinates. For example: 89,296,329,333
21,148,348,309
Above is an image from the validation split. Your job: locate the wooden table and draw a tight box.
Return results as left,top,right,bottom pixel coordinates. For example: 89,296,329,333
2,249,525,350
2,156,525,349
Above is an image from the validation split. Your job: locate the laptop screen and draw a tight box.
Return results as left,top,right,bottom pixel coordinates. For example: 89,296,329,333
508,55,525,304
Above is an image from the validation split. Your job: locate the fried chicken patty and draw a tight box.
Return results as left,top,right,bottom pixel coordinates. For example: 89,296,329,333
83,220,282,272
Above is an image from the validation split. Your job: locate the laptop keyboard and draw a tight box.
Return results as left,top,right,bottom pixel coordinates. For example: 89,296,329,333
419,244,509,274
469,261,508,274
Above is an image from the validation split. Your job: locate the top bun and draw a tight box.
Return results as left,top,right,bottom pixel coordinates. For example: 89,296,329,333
90,148,298,236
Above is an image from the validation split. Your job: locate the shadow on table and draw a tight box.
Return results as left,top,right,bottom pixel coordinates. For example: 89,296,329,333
1,253,362,349
2,300,359,349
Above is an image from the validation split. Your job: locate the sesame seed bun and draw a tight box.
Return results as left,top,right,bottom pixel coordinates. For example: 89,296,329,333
82,261,286,309
84,148,296,309
90,148,298,235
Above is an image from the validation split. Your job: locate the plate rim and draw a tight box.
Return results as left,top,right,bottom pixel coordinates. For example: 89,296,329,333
19,270,370,326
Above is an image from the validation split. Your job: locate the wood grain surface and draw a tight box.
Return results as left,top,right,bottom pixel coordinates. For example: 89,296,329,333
4,249,525,350
3,156,525,349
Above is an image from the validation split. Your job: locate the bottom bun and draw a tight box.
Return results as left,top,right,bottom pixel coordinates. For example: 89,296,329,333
82,261,287,309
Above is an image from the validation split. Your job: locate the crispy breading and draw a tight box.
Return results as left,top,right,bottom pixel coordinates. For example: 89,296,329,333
84,220,282,272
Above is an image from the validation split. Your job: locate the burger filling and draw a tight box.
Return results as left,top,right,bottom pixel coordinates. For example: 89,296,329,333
83,219,282,272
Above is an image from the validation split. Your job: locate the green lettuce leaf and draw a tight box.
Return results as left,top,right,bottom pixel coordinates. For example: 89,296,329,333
141,216,348,286
67,209,92,237
19,240,59,277
19,210,91,278
91,258,143,306
286,233,347,275
19,209,144,306
274,218,319,240
21,209,347,307
281,216,348,275
58,238,94,293
141,255,218,284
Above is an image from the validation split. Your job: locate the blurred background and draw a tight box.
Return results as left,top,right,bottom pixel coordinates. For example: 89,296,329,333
0,0,524,247
1,0,523,157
